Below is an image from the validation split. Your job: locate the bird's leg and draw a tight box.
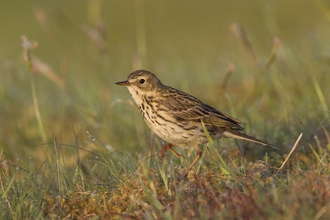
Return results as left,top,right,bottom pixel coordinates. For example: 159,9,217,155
183,150,202,178
158,143,182,160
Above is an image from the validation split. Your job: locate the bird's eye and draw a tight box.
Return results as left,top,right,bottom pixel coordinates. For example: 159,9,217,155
139,78,145,84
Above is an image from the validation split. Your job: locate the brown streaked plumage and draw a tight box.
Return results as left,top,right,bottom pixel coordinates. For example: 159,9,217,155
116,70,276,177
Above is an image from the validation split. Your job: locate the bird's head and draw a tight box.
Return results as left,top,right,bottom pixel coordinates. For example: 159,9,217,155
116,70,162,90
116,70,163,104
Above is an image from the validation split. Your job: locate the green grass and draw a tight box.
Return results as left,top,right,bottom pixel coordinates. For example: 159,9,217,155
1,0,330,219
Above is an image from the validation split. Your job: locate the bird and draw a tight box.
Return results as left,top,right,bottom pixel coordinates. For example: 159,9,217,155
116,70,276,177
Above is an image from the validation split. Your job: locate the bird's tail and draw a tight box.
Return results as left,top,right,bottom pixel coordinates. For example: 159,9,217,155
223,131,278,149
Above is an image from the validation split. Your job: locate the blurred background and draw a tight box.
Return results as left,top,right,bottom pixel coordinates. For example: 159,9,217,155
0,0,329,170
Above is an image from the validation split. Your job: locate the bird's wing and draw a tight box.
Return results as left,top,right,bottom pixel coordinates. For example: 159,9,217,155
162,88,244,130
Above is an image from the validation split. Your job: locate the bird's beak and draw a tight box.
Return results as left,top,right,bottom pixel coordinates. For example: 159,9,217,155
115,80,130,86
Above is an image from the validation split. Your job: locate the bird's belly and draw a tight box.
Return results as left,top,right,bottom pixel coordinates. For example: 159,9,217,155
144,114,206,148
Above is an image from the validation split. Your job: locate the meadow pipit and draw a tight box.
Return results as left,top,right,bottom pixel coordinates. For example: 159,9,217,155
116,70,276,177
